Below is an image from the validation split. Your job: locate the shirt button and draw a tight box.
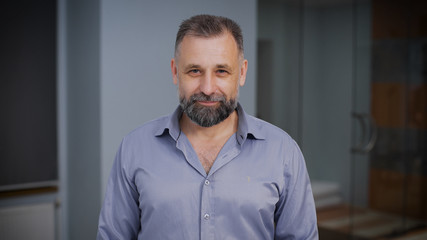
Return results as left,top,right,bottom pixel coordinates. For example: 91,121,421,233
204,180,210,186
203,213,210,220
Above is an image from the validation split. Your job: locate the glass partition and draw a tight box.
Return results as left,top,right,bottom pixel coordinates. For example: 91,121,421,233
257,0,427,239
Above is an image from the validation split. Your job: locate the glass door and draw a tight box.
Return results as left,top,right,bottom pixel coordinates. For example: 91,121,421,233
257,0,427,239
349,0,427,239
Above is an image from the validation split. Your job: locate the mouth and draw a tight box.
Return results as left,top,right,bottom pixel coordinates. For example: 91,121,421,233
197,101,219,107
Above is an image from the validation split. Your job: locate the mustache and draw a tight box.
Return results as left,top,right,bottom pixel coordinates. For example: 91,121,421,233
189,93,226,103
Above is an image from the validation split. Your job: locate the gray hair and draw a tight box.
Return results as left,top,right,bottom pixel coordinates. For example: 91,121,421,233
174,14,244,57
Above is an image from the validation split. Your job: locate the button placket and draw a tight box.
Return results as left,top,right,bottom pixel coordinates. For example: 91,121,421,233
200,177,213,239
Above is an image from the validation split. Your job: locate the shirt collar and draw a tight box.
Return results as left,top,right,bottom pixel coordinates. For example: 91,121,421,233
154,106,182,141
155,103,266,143
235,103,265,144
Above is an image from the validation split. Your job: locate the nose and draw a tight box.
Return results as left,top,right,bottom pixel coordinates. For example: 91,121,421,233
199,72,216,96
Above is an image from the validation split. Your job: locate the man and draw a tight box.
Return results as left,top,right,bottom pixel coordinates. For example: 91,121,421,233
97,14,318,239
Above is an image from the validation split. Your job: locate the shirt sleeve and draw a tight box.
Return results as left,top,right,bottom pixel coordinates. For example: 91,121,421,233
97,140,140,240
274,140,319,240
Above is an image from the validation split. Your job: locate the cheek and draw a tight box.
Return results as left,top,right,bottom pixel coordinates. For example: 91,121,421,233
178,81,198,98
218,79,239,98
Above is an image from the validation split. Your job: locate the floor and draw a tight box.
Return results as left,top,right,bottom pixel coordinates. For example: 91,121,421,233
317,205,427,240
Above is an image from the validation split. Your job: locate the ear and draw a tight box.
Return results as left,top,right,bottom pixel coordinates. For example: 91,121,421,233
239,59,248,87
171,58,178,85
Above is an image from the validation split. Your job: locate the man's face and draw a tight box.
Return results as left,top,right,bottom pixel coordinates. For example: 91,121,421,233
171,32,248,127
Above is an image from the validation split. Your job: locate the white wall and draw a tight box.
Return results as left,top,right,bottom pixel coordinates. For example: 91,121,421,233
63,1,257,239
66,0,101,239
0,202,55,240
100,0,258,197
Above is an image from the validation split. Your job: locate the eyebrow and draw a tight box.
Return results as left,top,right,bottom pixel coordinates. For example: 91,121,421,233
183,64,232,70
183,64,201,70
216,64,232,71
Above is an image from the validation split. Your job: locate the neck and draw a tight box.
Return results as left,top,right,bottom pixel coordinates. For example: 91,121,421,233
180,110,238,142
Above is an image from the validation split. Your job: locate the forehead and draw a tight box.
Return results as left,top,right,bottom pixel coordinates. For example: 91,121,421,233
176,32,240,64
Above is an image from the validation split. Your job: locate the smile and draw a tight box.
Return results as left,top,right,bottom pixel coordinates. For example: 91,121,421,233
197,101,219,106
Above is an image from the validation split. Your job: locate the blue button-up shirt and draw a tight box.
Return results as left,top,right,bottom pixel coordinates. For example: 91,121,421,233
97,104,318,239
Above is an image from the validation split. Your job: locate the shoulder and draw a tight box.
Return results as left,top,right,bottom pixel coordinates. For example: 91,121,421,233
114,115,171,170
122,115,169,145
246,114,296,144
244,114,303,163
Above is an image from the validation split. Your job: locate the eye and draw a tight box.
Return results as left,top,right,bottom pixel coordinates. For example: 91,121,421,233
188,69,201,76
216,69,229,76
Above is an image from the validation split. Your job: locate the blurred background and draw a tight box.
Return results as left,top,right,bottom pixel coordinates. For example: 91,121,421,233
0,0,426,239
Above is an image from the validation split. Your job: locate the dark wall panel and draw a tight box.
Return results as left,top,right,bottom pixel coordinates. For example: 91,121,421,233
0,1,57,189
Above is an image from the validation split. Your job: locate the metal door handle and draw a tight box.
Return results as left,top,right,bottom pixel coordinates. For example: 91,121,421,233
351,112,377,153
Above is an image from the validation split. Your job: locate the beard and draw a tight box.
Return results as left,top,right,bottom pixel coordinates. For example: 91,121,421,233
179,93,237,127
